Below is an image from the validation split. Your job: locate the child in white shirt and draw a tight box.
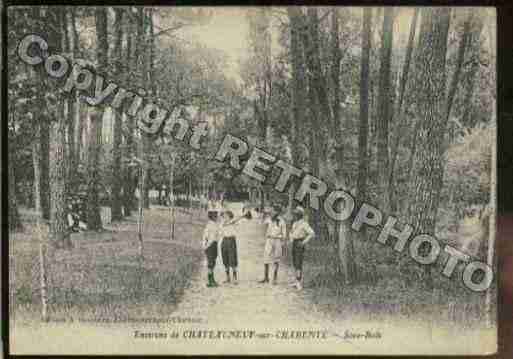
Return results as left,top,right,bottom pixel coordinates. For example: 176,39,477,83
289,206,315,290
203,210,220,287
259,204,286,285
220,210,239,284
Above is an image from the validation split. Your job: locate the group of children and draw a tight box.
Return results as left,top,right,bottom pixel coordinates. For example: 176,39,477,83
201,204,314,290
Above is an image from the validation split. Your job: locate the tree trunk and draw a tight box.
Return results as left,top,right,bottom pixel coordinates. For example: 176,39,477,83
330,8,356,282
143,154,150,209
33,128,42,212
402,119,421,215
86,106,103,230
137,143,147,258
49,103,71,248
111,8,124,221
331,8,342,155
287,7,306,214
138,7,151,210
462,14,485,128
350,7,372,281
75,99,85,165
306,8,333,156
68,97,79,183
30,54,51,221
29,8,50,320
46,8,71,248
407,8,451,288
32,119,46,219
123,11,135,216
376,8,394,212
248,8,272,207
71,8,83,163
9,158,23,232
357,8,372,205
65,10,77,197
40,121,51,221
37,222,49,321
388,8,418,214
135,6,147,254
446,11,472,125
336,179,356,284
86,7,108,230
143,7,157,211
169,154,176,240
300,9,322,236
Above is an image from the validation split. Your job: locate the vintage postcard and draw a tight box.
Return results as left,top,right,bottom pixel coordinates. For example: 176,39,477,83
7,6,497,355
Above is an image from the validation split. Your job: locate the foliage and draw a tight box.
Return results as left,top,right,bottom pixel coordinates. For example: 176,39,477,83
443,124,493,213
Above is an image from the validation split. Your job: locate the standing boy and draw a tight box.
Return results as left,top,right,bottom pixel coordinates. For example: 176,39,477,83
220,210,239,284
203,210,220,287
289,206,315,290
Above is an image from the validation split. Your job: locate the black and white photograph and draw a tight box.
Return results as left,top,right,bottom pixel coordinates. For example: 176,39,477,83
6,6,498,355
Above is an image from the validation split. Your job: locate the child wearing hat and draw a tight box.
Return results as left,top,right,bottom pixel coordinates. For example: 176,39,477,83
259,204,287,285
289,206,315,290
203,210,220,287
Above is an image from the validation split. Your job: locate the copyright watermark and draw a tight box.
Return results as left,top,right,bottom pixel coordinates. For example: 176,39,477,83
17,34,495,293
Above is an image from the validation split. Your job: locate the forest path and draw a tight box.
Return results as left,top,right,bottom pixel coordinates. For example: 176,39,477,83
171,203,350,349
168,205,481,355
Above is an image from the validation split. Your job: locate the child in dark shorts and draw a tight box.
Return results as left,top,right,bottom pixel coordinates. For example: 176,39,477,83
220,210,239,284
202,210,220,288
289,206,315,290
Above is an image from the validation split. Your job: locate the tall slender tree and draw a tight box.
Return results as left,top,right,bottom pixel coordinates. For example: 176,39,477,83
86,7,108,230
111,8,124,221
123,8,136,216
64,8,77,196
376,8,394,211
388,8,418,213
331,8,356,282
406,7,452,288
9,148,23,231
287,8,306,217
357,8,372,208
306,8,332,157
446,11,473,125
30,7,51,221
298,8,326,236
139,6,151,211
135,6,148,256
462,14,485,128
142,7,157,209
247,8,273,210
49,8,71,248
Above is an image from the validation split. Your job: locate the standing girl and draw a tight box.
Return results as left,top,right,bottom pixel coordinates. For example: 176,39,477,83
202,210,220,288
259,204,286,285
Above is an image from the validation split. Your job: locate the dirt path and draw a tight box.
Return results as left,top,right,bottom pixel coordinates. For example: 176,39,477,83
166,207,490,355
11,205,492,355
172,204,341,335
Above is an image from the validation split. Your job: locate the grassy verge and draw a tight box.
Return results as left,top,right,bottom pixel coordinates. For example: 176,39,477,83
291,237,494,330
10,207,205,325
